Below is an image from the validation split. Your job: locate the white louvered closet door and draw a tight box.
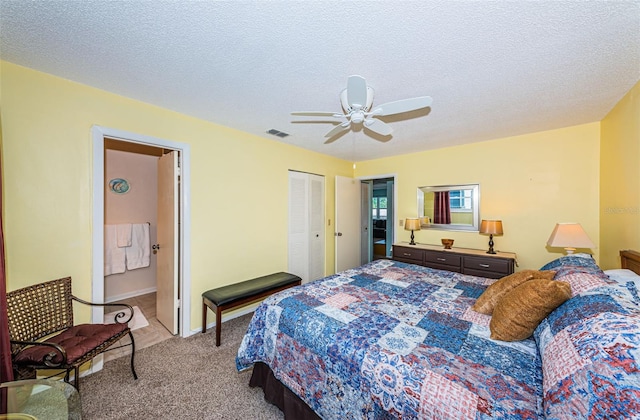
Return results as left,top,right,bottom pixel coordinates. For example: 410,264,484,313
308,175,325,282
288,171,325,284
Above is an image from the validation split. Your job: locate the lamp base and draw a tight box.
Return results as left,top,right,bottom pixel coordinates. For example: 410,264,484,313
486,234,496,254
409,230,416,245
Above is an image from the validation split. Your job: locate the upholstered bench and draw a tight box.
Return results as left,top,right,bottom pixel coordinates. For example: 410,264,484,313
202,272,302,346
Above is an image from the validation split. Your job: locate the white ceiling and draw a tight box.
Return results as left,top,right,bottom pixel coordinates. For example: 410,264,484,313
1,1,639,161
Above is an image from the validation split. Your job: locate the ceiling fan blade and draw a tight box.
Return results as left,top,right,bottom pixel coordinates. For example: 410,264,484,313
371,96,433,117
347,75,368,108
324,122,351,138
291,111,342,117
364,118,393,136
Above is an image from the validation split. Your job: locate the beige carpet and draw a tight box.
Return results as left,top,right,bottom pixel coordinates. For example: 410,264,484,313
80,313,283,419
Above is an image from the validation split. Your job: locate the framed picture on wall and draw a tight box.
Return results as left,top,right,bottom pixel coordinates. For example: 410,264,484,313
108,178,131,194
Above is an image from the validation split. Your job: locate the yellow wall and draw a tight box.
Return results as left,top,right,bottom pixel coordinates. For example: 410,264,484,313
1,59,637,331
600,80,640,269
0,61,352,329
355,123,601,270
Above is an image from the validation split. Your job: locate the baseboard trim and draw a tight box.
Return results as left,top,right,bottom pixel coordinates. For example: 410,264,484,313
105,287,157,303
188,301,260,337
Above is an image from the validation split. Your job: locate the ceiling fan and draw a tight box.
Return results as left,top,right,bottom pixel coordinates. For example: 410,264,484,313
292,75,432,140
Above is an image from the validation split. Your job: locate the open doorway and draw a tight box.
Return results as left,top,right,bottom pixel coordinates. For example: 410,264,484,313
370,178,394,259
91,126,192,352
335,174,396,270
358,176,396,264
101,140,175,356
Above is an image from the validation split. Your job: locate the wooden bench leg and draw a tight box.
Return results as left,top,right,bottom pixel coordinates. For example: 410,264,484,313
202,298,223,346
215,305,222,347
202,301,208,334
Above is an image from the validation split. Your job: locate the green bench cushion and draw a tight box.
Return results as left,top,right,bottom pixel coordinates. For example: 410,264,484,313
202,272,301,306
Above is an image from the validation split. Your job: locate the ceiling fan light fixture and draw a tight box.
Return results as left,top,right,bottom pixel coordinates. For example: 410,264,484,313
351,112,365,124
340,87,374,112
292,75,432,141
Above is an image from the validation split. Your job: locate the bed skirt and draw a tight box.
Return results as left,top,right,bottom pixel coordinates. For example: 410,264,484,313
249,362,321,420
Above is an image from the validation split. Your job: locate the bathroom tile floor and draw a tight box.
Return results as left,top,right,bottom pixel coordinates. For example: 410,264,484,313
103,292,174,363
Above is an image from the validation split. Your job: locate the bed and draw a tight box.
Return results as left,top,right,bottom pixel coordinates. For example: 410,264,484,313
236,250,640,419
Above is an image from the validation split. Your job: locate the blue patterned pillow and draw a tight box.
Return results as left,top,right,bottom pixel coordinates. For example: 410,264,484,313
540,254,608,280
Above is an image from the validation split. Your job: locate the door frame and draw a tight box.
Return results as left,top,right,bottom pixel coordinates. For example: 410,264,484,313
91,125,191,338
360,180,373,265
357,173,398,257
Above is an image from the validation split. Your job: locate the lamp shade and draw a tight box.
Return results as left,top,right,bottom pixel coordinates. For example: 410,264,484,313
547,223,595,252
479,220,503,235
404,218,421,231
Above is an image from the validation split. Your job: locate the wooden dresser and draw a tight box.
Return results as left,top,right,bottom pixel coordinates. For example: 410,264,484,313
392,242,516,279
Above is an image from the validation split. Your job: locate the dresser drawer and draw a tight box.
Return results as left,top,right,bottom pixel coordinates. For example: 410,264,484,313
463,256,511,275
392,243,516,277
425,262,463,273
393,246,424,264
424,250,460,268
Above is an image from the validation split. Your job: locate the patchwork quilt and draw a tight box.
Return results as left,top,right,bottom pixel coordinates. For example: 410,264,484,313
537,255,640,418
236,260,544,419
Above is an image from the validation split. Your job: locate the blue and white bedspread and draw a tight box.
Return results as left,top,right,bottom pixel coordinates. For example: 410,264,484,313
236,260,543,419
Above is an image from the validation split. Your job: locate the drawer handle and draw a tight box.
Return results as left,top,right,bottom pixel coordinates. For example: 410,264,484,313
437,258,446,261
403,253,411,256
479,264,490,268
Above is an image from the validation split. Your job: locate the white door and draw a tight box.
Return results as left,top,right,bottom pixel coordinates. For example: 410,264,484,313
288,171,309,282
335,176,361,272
309,175,325,281
288,171,325,283
360,181,372,265
156,151,179,334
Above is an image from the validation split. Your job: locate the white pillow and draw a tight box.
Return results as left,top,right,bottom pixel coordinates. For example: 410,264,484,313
604,269,640,284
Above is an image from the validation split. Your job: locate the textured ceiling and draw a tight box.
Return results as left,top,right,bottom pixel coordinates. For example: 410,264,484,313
1,1,639,161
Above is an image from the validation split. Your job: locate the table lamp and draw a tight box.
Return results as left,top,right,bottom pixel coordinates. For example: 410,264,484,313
546,223,595,254
479,219,503,254
404,218,421,245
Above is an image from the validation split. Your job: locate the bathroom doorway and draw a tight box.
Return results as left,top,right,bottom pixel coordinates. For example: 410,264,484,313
91,126,192,348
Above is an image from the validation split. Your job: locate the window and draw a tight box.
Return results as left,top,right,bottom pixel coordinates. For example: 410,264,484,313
449,189,473,212
372,197,388,219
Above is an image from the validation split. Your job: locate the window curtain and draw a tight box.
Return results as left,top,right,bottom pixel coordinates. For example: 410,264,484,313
1,158,11,386
433,191,451,224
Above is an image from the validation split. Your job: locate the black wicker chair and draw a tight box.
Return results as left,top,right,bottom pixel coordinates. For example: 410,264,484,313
7,276,138,390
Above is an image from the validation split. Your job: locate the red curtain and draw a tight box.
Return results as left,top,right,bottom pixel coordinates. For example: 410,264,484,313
0,157,12,385
433,191,451,224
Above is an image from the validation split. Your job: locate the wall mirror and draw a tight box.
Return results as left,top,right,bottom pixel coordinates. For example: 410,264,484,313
417,184,480,231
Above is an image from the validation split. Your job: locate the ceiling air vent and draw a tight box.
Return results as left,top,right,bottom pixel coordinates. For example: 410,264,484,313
267,129,290,138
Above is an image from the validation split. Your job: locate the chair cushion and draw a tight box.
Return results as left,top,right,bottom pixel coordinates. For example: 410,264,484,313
203,272,301,306
13,323,128,365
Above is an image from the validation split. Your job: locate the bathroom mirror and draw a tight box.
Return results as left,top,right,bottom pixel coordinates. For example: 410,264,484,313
417,184,480,231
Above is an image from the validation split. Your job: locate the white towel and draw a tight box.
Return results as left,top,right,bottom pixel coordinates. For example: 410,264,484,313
126,223,150,270
116,223,132,247
104,225,126,276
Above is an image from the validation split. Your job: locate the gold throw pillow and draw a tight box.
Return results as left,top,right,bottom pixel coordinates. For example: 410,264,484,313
489,279,572,341
472,270,556,315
